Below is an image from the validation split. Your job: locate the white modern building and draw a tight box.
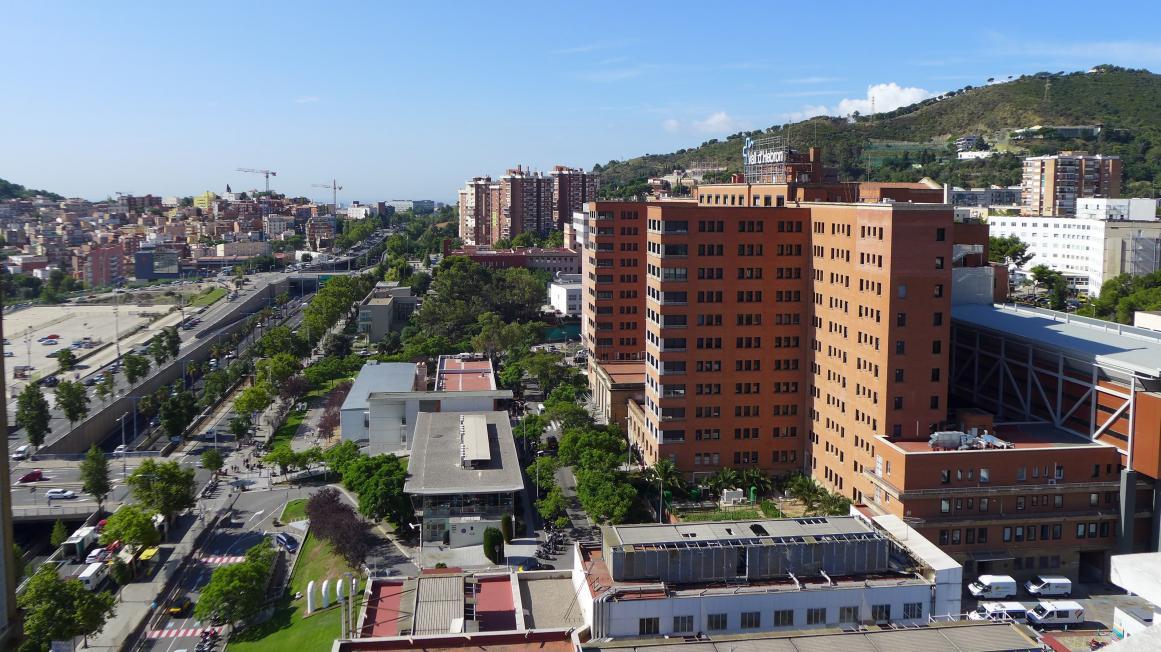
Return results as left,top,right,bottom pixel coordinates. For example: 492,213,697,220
548,273,582,316
988,212,1161,292
340,362,425,444
1076,198,1157,222
345,355,512,454
583,514,961,639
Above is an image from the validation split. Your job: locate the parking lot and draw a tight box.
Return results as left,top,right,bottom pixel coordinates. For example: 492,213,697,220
962,580,1153,631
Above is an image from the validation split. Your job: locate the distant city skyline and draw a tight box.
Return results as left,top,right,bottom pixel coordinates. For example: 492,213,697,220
2,1,1160,202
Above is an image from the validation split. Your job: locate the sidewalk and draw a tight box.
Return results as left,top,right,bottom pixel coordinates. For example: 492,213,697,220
82,443,252,650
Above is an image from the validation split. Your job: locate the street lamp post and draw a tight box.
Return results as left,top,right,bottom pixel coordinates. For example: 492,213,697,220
120,411,129,476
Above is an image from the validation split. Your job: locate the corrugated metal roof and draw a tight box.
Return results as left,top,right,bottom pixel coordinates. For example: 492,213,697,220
865,629,956,652
937,623,1040,651
792,633,878,652
413,575,464,635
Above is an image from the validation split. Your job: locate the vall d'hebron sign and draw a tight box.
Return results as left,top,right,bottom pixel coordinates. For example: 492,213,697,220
743,138,787,165
742,136,789,184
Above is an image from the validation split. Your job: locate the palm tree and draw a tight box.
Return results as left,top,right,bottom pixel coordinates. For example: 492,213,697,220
648,459,684,494
648,459,683,522
740,468,773,498
706,468,741,497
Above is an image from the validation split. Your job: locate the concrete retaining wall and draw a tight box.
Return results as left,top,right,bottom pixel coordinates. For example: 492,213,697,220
40,280,288,454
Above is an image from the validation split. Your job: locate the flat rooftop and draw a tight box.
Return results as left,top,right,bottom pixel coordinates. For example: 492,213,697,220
608,516,873,547
884,422,1109,453
953,303,1161,378
436,355,497,392
598,360,646,386
518,576,585,630
341,362,421,412
404,411,523,495
582,622,1040,652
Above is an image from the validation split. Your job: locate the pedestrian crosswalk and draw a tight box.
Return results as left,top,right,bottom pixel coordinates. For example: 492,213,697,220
146,626,223,639
195,554,246,565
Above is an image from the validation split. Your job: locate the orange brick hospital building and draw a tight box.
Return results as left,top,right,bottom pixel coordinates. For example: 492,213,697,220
581,142,1161,580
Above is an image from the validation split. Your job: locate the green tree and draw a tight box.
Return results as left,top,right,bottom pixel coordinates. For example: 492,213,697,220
109,557,132,585
340,454,412,526
536,485,569,523
50,519,69,547
482,527,504,564
127,459,196,523
94,372,115,403
989,235,1033,267
16,383,51,449
229,415,252,441
201,447,224,474
149,334,171,366
55,380,90,429
99,504,161,548
164,326,181,358
323,439,361,477
12,543,27,582
740,468,773,497
79,444,112,512
160,391,197,438
122,352,150,384
56,348,77,372
18,565,117,650
194,540,275,624
234,382,272,417
526,455,559,497
256,352,301,385
575,469,636,524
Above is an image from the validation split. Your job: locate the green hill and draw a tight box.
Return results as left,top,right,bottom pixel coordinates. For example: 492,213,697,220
0,178,63,201
596,65,1161,197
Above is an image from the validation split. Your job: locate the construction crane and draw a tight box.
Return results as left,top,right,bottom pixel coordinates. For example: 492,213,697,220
312,179,342,212
236,168,277,192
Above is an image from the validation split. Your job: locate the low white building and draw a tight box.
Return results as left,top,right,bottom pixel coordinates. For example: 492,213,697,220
1076,198,1157,222
352,355,513,454
339,362,424,444
988,212,1161,292
548,273,582,316
584,514,961,639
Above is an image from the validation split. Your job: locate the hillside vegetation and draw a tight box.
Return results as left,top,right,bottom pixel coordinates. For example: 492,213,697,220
596,66,1161,197
0,178,63,201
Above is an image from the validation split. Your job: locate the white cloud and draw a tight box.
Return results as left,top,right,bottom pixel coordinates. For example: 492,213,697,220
294,96,320,104
835,82,935,115
779,104,830,122
660,111,748,135
692,111,747,133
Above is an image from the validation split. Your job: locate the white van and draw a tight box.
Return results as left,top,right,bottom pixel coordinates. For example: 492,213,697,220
78,561,109,591
1026,600,1085,628
968,574,1018,599
968,601,1028,622
11,444,30,460
1025,575,1072,597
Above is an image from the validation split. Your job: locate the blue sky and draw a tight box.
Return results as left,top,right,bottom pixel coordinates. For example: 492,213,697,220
3,1,1160,204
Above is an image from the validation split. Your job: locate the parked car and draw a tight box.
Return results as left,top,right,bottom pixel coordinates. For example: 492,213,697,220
45,489,77,499
968,601,1028,622
12,446,32,462
1025,575,1072,597
85,548,112,564
274,532,299,553
1026,600,1085,628
38,375,59,387
18,468,43,482
968,574,1018,599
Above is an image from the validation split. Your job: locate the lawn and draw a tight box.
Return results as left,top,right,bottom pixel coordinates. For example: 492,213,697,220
281,499,307,523
269,410,306,448
678,507,765,522
188,286,227,307
227,532,362,652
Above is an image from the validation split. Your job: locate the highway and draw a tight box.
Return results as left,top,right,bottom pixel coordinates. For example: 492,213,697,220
6,270,293,454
